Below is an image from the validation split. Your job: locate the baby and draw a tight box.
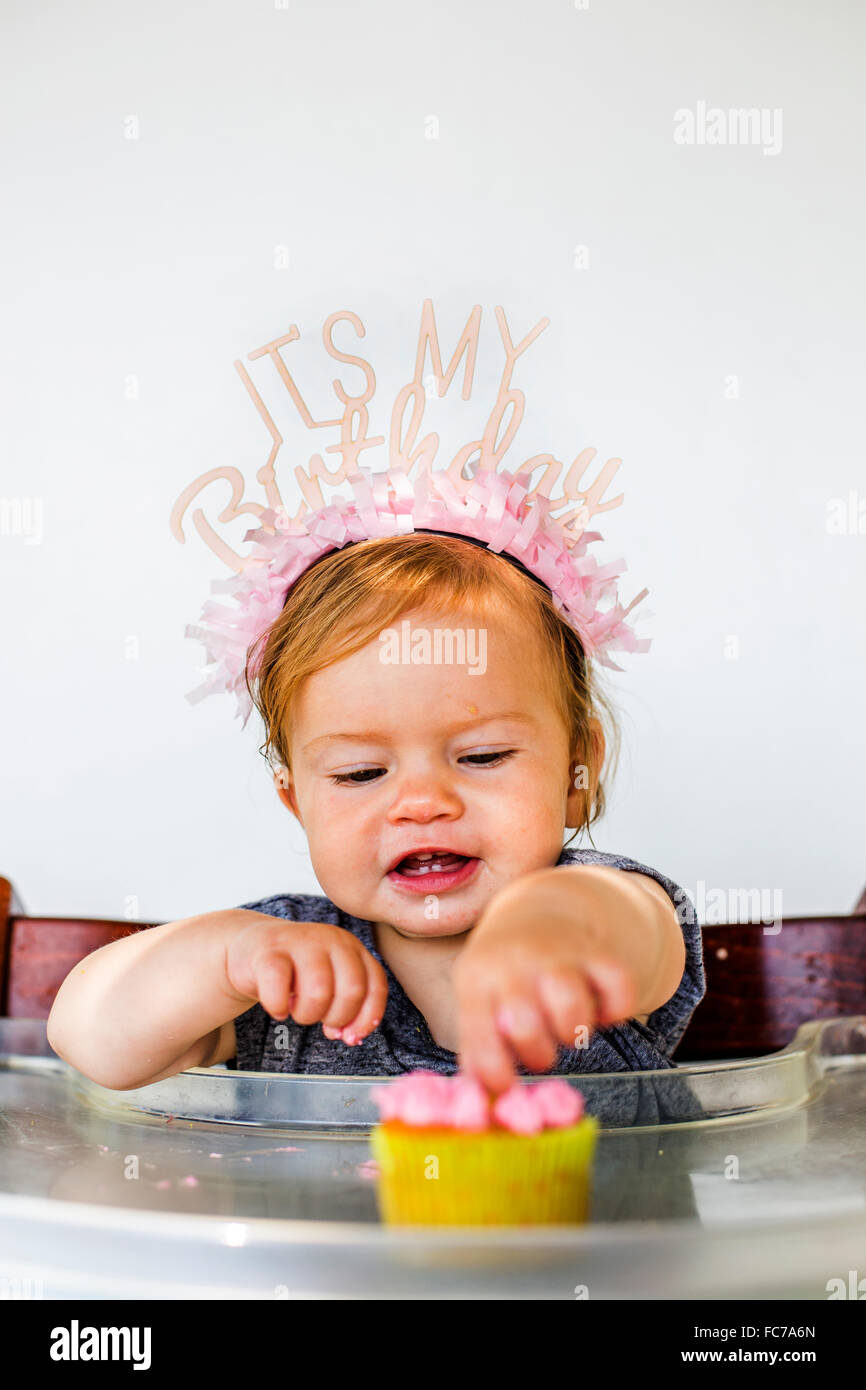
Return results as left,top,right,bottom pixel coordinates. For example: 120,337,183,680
47,532,705,1095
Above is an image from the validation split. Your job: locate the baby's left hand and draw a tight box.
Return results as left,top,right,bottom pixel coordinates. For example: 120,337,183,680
452,880,639,1094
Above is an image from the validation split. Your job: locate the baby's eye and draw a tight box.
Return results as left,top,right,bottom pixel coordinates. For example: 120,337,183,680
329,767,386,785
328,752,517,782
458,750,517,767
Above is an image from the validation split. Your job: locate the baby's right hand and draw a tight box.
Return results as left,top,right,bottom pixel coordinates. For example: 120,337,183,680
225,917,388,1045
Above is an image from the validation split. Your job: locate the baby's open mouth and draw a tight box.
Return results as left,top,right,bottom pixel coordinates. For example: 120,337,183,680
385,849,480,893
392,850,470,876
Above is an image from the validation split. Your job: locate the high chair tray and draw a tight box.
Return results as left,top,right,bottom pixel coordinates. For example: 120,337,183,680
1,1017,864,1299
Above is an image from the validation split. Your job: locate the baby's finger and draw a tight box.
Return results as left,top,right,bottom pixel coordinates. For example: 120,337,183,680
535,968,598,1049
580,957,639,1024
335,951,389,1044
492,990,559,1075
320,945,372,1035
255,951,296,1021
289,948,335,1026
456,988,518,1096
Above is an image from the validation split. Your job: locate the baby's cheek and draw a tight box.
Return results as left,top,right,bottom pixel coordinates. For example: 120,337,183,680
303,812,342,873
495,777,564,844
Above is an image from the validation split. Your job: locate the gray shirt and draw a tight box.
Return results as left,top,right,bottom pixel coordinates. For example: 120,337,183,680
226,847,705,1076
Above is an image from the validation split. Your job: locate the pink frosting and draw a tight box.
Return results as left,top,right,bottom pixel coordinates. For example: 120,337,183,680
370,1070,585,1134
370,1071,490,1131
493,1078,584,1134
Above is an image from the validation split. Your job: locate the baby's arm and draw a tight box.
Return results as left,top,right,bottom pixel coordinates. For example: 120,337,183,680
452,865,686,1093
47,910,387,1091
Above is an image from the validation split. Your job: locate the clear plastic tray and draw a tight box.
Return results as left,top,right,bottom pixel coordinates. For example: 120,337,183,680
1,1017,865,1299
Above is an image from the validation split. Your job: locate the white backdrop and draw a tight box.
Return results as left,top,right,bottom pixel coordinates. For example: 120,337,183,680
1,0,863,922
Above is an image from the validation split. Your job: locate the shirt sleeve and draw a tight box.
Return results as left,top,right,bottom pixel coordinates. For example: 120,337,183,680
558,849,706,1058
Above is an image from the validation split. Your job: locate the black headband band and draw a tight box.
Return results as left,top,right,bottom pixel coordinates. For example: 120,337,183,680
280,522,586,647
281,528,552,603
278,528,584,659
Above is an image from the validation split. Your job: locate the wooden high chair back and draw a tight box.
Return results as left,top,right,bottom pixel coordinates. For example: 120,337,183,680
2,874,865,1061
0,877,157,1021
675,882,866,1061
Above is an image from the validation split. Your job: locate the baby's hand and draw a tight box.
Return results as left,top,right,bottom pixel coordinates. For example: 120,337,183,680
452,897,639,1094
225,918,388,1046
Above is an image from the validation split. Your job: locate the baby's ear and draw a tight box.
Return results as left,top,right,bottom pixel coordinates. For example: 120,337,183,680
273,765,303,824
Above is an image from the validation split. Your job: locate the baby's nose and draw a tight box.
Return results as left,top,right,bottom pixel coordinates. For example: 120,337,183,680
386,773,463,822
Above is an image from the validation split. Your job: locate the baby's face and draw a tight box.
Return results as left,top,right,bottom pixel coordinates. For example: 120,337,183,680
282,605,582,938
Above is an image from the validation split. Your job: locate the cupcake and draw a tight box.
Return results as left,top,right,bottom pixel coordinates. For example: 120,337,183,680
368,1070,599,1225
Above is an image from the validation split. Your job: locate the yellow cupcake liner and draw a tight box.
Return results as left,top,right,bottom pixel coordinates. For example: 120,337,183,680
369,1116,599,1226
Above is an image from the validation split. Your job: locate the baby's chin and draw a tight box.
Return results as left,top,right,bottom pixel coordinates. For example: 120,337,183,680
339,894,485,937
333,878,495,937
375,909,478,940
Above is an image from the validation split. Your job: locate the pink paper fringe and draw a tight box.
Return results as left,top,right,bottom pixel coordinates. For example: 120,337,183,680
184,467,651,725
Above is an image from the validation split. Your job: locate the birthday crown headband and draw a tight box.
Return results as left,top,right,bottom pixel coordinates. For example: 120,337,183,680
171,300,651,728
